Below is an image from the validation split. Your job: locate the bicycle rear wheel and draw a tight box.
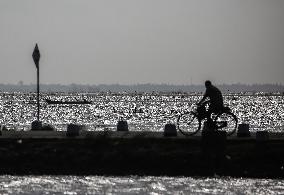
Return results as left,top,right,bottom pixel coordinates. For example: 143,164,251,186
177,112,201,136
214,111,238,136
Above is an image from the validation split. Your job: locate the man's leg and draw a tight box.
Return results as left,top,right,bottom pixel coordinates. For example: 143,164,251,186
206,107,215,130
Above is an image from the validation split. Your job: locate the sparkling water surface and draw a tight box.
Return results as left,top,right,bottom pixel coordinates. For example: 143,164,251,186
0,92,283,132
0,92,283,194
0,175,284,195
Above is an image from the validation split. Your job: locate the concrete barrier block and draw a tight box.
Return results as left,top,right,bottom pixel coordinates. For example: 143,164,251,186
31,121,42,131
0,125,7,131
117,120,128,131
0,125,8,136
41,124,55,131
237,123,250,137
163,123,177,137
256,130,269,141
66,124,81,137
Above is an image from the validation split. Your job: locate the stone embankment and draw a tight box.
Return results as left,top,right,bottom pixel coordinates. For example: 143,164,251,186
0,130,283,178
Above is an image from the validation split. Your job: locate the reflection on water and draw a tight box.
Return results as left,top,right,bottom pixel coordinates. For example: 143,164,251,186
0,93,283,194
0,92,283,132
0,175,284,195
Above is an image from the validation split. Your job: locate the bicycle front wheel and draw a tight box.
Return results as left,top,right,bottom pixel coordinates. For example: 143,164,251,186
177,112,201,136
214,111,238,136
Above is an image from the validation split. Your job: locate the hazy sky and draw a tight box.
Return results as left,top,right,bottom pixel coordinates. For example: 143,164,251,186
0,0,283,85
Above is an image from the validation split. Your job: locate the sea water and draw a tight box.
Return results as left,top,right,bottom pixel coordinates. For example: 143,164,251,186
0,92,283,194
0,92,283,132
0,175,284,194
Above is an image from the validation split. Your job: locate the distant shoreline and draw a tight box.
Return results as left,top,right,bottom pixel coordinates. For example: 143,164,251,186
0,91,283,96
0,83,283,93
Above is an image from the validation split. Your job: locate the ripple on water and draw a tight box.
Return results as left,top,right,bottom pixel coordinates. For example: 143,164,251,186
0,93,283,132
0,176,284,194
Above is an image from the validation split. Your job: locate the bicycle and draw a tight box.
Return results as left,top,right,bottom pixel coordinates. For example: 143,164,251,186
177,101,238,136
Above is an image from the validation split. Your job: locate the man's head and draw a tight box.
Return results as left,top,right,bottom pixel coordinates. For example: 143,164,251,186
205,80,212,88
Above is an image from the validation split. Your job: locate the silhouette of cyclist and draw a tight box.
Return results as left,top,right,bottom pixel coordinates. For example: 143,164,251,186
197,80,224,122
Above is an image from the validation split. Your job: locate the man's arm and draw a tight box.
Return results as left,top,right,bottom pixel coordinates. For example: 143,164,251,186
197,92,207,106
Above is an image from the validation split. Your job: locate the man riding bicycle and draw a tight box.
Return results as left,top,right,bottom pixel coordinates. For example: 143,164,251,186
197,80,224,122
177,80,237,136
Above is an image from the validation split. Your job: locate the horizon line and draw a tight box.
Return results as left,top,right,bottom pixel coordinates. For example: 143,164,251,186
1,82,284,86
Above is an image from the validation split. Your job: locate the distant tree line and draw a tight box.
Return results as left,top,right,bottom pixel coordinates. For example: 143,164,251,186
0,83,283,93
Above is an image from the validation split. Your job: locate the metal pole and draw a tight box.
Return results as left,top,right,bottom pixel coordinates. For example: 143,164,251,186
37,64,40,121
